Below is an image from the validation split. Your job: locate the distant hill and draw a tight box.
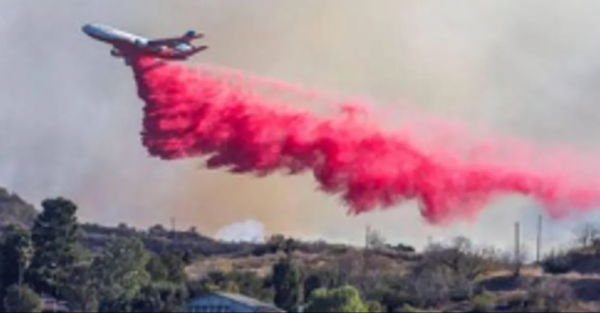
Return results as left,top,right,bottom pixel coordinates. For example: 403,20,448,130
79,222,258,257
0,187,38,227
0,185,417,265
0,186,256,258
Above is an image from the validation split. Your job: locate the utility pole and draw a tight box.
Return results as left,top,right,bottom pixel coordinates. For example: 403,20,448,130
536,215,542,263
170,217,177,240
514,222,521,277
365,225,371,250
170,217,176,232
364,225,370,275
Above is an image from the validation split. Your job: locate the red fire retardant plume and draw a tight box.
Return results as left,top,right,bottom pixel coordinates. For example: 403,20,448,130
130,57,600,224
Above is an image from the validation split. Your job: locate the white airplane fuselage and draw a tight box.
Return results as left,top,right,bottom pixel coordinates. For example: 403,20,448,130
82,23,150,48
82,23,204,63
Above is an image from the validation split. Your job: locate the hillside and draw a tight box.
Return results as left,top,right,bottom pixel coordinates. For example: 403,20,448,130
0,187,38,227
3,185,600,312
0,186,258,258
79,222,255,257
0,186,417,261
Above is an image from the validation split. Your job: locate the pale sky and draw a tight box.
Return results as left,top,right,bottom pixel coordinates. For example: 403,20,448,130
1,1,600,255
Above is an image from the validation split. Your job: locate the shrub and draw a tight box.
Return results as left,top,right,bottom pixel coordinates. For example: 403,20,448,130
3,285,41,313
470,292,497,312
395,304,426,312
524,279,575,312
542,250,571,274
367,301,384,312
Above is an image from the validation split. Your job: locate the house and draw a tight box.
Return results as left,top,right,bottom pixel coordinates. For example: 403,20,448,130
186,292,285,313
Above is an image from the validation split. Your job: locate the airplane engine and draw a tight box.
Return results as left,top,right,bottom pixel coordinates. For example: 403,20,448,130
110,48,122,57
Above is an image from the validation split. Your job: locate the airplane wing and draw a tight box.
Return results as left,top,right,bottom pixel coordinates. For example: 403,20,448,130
148,33,204,47
157,45,209,60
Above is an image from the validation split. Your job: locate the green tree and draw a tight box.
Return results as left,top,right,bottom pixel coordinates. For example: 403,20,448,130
180,250,194,265
97,293,133,313
146,253,187,284
367,301,384,313
146,256,169,282
1,225,34,288
159,254,187,284
187,271,241,299
26,198,81,298
3,284,41,313
226,271,272,302
283,238,298,255
62,263,98,312
92,236,150,312
267,235,286,253
131,282,188,312
303,274,324,302
272,257,301,311
305,286,368,313
148,224,168,237
0,251,4,311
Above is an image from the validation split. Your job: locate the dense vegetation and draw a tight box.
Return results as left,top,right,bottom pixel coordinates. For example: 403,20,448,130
0,186,599,312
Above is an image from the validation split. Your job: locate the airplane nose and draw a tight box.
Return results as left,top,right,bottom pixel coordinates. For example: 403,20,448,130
82,23,101,35
82,24,92,34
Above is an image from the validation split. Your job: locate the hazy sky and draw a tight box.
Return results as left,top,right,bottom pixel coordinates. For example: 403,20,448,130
2,1,600,253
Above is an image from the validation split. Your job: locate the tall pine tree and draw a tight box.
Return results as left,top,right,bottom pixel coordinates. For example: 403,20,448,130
0,225,34,291
272,257,301,312
26,198,81,298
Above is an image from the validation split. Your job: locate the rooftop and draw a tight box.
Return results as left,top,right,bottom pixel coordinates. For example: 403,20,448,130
200,292,285,312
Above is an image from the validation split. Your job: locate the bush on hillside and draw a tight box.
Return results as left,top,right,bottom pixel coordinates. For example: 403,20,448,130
470,291,497,312
542,250,572,274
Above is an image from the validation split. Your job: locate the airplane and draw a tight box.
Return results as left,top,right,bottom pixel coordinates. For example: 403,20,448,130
81,23,208,64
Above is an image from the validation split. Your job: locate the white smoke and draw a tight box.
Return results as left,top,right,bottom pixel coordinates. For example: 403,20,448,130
215,219,266,243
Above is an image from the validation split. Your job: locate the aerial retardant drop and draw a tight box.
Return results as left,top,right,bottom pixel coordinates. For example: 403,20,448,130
131,57,600,224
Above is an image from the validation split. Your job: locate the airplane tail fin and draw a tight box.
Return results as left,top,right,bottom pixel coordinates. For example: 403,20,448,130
184,30,204,41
